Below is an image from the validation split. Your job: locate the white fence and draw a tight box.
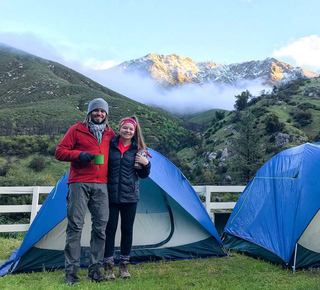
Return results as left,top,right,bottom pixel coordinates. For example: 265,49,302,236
0,186,53,233
193,186,245,223
0,185,245,233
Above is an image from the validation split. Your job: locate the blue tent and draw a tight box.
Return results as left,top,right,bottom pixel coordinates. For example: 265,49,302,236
223,143,320,270
1,148,225,276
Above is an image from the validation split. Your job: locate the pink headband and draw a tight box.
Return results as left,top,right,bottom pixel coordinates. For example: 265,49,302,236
119,118,137,130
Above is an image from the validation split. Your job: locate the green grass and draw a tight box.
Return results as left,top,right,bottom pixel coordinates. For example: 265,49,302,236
187,109,229,127
0,237,319,289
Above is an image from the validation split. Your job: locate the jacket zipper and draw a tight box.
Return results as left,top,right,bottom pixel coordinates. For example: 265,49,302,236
117,150,123,203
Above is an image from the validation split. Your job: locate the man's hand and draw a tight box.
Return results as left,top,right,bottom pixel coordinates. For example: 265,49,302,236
78,152,94,163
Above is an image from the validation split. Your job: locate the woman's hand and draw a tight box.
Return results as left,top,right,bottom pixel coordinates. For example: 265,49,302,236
135,153,149,166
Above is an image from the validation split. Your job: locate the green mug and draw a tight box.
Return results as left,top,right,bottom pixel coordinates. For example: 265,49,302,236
94,155,104,165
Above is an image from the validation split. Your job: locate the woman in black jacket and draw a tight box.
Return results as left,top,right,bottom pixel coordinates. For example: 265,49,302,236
104,116,151,280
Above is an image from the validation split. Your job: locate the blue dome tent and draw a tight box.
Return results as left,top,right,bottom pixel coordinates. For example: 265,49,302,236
1,148,225,276
223,143,320,271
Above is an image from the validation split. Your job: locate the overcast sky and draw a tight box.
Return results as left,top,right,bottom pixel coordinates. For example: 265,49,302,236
1,0,320,113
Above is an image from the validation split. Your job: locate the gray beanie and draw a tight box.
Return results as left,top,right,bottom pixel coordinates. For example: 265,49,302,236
87,98,109,115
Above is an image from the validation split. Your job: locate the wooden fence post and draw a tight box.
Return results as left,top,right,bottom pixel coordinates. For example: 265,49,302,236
30,186,40,224
205,186,212,220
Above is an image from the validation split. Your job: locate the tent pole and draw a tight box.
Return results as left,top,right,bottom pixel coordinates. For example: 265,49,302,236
223,245,229,256
292,243,298,274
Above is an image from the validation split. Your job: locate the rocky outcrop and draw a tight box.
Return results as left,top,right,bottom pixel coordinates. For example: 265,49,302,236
304,86,320,98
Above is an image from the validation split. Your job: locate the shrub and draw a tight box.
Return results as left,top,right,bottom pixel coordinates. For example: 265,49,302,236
269,135,276,142
29,155,47,172
265,112,285,133
297,103,319,110
216,151,222,159
234,90,251,111
0,157,10,176
293,110,313,127
215,110,225,120
247,96,261,107
314,131,320,142
266,144,275,154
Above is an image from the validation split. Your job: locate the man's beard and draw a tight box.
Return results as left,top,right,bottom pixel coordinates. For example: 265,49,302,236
92,118,106,124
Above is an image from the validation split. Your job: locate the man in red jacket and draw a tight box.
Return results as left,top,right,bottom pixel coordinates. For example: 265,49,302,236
55,98,116,285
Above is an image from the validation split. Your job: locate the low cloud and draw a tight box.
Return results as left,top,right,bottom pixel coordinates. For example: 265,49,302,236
88,69,270,115
83,59,118,70
0,32,66,62
273,35,320,71
0,32,117,73
0,33,270,115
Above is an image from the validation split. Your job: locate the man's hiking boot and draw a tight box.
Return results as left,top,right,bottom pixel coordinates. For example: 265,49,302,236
104,261,116,280
88,270,105,283
66,273,80,285
119,261,131,279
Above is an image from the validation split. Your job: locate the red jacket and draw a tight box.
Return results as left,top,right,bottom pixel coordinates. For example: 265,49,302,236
55,122,116,184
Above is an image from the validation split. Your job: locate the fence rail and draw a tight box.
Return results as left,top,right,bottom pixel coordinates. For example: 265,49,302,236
0,185,245,233
193,185,245,222
0,186,53,232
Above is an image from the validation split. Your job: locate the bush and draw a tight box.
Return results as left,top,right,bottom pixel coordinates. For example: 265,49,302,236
298,103,320,111
0,157,10,176
314,131,320,142
216,151,222,159
215,110,225,120
251,107,267,118
265,112,285,133
29,155,47,172
234,90,251,111
247,96,261,107
0,171,55,186
0,135,62,157
293,110,313,127
269,135,276,142
266,144,275,154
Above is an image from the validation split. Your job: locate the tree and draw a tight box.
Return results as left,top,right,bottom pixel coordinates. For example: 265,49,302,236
265,112,285,133
293,110,313,127
188,131,203,153
230,112,263,184
215,110,225,121
234,90,251,111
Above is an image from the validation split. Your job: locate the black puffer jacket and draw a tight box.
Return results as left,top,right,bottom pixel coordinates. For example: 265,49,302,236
108,135,151,203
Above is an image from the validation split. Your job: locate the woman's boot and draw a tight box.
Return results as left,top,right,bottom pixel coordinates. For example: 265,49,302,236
119,261,131,279
104,262,116,280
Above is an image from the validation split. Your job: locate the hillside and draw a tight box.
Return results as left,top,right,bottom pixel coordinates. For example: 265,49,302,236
0,45,192,186
184,109,230,127
0,44,188,153
177,77,320,185
1,44,320,188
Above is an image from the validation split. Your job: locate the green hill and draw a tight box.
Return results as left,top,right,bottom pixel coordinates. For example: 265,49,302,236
1,44,320,188
0,44,189,186
186,109,230,127
0,44,188,151
177,77,320,185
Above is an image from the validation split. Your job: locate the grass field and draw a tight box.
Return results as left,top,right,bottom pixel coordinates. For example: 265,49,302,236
0,237,319,289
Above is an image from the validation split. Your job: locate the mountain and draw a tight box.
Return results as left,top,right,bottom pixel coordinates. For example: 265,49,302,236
1,44,320,188
0,44,188,155
110,53,319,87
